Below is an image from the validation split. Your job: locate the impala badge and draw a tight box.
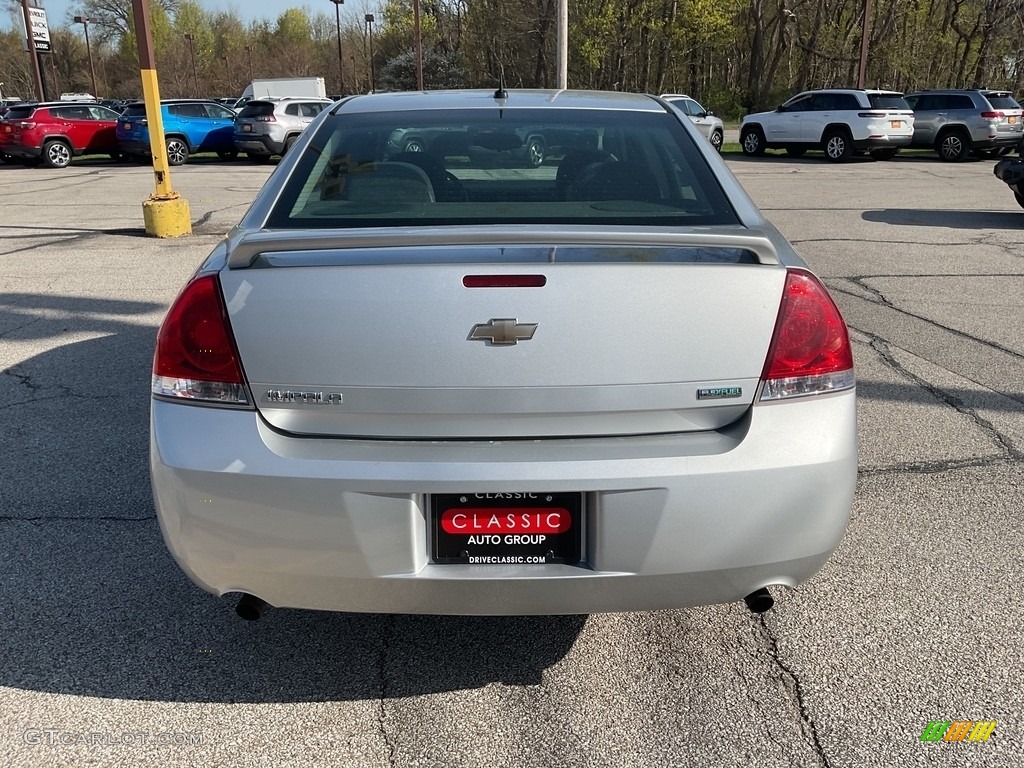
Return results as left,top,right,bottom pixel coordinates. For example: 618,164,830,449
469,318,538,346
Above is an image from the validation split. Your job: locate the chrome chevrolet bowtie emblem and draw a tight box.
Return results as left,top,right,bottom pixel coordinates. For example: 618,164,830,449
469,318,538,346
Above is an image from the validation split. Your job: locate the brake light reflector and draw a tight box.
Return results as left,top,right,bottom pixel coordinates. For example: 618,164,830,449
760,269,854,400
152,274,251,405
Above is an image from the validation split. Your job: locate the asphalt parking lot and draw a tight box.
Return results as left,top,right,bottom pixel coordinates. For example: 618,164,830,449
1,152,1022,768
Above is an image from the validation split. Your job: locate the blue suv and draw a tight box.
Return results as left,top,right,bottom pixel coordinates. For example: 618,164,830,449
116,100,237,165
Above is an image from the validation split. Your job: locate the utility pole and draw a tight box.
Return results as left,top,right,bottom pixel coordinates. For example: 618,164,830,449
556,0,567,89
857,0,873,88
413,0,424,90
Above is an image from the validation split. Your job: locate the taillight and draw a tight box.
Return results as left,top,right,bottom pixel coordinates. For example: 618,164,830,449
980,111,1004,119
152,274,251,406
759,269,854,401
857,112,886,118
254,115,276,122
17,121,35,129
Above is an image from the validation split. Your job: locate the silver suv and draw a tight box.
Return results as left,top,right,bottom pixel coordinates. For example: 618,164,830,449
904,89,1023,161
233,97,333,161
661,94,725,152
740,89,914,162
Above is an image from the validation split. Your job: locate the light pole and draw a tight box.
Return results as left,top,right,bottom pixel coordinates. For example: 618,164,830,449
330,0,345,94
365,13,375,92
183,33,199,97
244,45,254,82
73,16,99,97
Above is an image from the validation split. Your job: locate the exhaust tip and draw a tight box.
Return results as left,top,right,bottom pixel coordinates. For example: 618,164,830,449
235,594,269,621
744,587,774,614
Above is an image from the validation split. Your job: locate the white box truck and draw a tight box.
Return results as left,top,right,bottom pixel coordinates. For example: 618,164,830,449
235,77,328,109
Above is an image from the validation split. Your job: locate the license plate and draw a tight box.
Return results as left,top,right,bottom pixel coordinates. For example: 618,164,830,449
1009,116,1017,125
242,124,252,132
431,492,582,565
890,120,903,128
123,122,132,131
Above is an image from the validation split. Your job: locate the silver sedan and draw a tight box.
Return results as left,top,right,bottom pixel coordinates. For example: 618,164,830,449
150,89,856,619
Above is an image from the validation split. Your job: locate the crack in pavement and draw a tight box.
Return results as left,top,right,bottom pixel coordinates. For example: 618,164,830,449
749,615,832,768
832,282,1024,368
858,454,1017,477
864,331,1023,459
377,615,397,768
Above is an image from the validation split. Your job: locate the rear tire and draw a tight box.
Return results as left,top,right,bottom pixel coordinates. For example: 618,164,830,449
283,135,298,155
1014,190,1024,210
741,127,766,156
165,137,189,166
42,140,73,169
936,130,970,162
823,130,853,162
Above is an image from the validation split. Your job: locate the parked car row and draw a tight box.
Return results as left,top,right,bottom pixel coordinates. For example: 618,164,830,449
0,97,336,168
740,87,1023,162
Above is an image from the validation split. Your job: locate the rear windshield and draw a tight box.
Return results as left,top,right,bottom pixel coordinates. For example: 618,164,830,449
239,102,276,118
122,104,147,117
5,106,36,120
267,108,739,229
986,94,1021,110
868,94,911,110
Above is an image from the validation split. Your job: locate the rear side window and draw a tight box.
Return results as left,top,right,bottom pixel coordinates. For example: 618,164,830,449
268,108,739,230
169,103,208,118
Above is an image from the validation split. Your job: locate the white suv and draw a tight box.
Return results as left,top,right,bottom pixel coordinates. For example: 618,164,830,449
661,94,725,152
740,89,914,162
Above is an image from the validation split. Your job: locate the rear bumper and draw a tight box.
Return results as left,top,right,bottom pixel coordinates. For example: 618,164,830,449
151,390,857,615
117,138,151,155
3,143,42,158
852,135,912,150
234,134,284,156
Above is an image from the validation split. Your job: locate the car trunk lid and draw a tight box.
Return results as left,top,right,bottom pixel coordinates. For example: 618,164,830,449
219,229,786,439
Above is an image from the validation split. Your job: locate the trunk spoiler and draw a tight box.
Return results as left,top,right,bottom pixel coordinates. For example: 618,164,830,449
225,225,780,269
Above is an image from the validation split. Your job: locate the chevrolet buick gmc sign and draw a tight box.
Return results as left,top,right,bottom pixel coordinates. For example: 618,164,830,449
26,7,51,52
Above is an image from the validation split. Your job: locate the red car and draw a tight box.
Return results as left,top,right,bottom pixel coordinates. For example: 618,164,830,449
0,102,121,168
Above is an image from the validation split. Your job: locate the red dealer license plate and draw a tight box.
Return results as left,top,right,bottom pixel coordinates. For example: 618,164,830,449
431,492,582,565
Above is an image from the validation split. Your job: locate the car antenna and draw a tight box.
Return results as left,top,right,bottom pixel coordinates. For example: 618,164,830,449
493,67,508,100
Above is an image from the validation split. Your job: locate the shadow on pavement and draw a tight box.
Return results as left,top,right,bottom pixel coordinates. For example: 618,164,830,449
0,314,585,704
862,208,1023,228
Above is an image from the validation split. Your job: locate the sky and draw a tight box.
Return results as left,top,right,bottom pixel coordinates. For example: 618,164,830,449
8,1,368,30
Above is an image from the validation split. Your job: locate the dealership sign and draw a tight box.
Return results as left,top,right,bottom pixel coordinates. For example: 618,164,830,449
26,7,51,52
